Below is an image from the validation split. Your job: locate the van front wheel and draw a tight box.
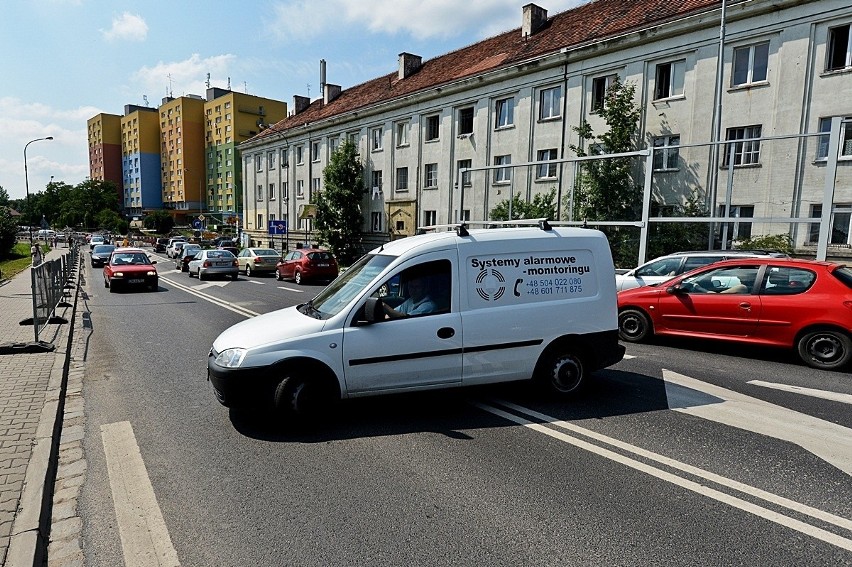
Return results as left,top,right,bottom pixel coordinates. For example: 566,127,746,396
274,376,326,420
543,351,586,395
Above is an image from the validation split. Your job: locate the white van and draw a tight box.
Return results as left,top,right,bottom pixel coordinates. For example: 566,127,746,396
37,229,56,240
207,222,625,418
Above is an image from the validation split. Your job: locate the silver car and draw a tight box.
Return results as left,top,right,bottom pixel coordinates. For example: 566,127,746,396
188,250,239,281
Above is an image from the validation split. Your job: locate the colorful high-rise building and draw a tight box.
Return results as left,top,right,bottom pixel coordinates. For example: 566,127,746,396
159,95,206,223
121,105,162,217
86,113,123,204
203,88,286,229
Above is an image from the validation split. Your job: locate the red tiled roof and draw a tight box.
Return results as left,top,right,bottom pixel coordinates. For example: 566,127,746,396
255,0,725,139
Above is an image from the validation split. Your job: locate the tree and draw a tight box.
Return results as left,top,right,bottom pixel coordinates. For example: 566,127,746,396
568,78,642,267
315,139,366,265
0,186,9,208
646,191,711,261
490,189,557,221
0,206,18,259
143,210,175,234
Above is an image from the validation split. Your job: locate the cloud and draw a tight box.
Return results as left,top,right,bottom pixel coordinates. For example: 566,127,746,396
102,12,148,42
266,0,585,42
132,54,238,99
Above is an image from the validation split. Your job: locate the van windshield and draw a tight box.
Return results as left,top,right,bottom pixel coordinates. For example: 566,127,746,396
303,254,394,319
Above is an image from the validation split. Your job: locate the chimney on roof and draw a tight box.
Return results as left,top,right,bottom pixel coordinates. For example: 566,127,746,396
293,95,310,114
398,52,422,80
522,4,548,38
320,59,326,93
324,84,341,105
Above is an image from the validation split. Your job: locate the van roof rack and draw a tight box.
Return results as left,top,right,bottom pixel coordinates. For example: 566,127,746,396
415,218,555,236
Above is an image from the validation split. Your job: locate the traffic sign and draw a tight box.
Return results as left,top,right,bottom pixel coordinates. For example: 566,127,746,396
268,220,288,235
198,215,205,221
193,220,202,229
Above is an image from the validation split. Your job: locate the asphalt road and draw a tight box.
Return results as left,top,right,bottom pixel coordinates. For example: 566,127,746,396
75,253,852,566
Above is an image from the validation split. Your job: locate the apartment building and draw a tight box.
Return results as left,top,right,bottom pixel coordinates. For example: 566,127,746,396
203,88,286,229
158,95,206,222
86,113,123,204
239,0,852,256
121,105,162,217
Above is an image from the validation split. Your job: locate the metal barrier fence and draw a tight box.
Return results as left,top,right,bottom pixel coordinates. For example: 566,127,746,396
29,241,80,342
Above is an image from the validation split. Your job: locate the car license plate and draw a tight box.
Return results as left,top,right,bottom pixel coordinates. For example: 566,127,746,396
317,263,328,267
216,262,229,267
128,278,144,284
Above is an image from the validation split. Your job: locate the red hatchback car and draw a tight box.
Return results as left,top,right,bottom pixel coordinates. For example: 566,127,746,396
617,258,852,370
276,249,338,284
103,247,159,293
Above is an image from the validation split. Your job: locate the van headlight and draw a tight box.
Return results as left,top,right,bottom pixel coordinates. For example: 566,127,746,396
214,348,247,368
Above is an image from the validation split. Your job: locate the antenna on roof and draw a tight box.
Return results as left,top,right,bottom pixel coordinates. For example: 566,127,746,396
142,95,149,107
206,73,211,88
227,77,231,90
167,73,173,97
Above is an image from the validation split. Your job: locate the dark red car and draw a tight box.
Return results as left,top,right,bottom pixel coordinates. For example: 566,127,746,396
103,247,159,293
276,249,338,285
617,257,852,370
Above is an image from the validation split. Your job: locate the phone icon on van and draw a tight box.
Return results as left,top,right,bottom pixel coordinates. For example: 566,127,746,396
513,278,523,297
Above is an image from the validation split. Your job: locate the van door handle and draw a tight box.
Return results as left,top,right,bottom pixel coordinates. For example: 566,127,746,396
437,327,455,339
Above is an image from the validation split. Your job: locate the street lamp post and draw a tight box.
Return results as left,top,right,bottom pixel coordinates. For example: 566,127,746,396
24,136,54,243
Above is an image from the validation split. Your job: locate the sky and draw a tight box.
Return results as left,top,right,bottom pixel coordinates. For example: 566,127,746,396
0,0,584,202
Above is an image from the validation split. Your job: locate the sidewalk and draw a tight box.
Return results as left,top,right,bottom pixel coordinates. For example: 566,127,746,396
0,247,78,566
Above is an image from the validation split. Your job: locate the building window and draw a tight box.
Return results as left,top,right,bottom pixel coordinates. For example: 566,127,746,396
495,97,514,128
425,163,438,188
280,148,288,167
257,214,263,229
539,86,562,120
312,177,321,194
652,135,680,171
254,155,262,172
424,210,437,226
458,107,474,135
718,204,754,242
493,155,511,183
395,121,409,147
371,127,383,151
592,75,617,112
396,167,408,192
256,184,263,201
426,115,440,141
460,209,470,222
732,42,769,86
296,145,304,165
282,181,288,200
457,159,471,187
311,141,320,162
371,211,383,232
654,60,685,100
296,179,305,198
371,170,382,198
826,24,852,71
809,204,852,245
723,126,762,166
536,149,558,179
267,152,275,169
268,183,275,201
329,137,339,154
817,117,852,159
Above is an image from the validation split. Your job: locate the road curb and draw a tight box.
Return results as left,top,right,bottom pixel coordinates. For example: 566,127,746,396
5,257,80,567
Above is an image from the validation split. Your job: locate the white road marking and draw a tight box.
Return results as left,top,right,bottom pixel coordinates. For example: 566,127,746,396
477,401,852,552
161,276,259,318
622,354,636,360
195,281,230,290
101,421,181,567
277,286,304,293
747,380,852,405
247,280,265,285
663,369,852,476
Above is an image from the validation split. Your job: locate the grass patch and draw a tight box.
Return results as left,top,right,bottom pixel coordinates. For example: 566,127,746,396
0,242,44,281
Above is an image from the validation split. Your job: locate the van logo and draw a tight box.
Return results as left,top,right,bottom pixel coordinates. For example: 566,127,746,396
475,269,506,301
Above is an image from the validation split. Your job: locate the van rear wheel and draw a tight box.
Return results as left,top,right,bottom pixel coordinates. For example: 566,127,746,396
542,351,586,395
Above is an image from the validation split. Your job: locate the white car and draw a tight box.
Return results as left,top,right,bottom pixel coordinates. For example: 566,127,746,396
165,238,187,258
615,250,790,291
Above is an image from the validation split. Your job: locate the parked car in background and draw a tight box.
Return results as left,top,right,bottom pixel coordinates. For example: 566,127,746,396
90,244,116,268
175,244,203,272
89,234,105,250
154,238,169,253
103,247,158,292
217,245,239,257
276,249,339,284
615,250,790,291
237,248,280,276
166,237,187,258
617,257,852,370
188,249,239,280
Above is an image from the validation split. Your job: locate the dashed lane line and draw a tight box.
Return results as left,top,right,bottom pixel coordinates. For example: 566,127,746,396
747,380,852,405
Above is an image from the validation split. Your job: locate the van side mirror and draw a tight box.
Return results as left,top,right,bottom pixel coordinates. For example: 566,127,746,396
359,297,385,324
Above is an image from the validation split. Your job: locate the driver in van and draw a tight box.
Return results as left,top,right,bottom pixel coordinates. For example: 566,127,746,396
384,274,438,318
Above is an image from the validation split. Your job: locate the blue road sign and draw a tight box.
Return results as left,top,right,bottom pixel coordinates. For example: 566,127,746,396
268,220,288,235
193,220,202,229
